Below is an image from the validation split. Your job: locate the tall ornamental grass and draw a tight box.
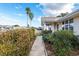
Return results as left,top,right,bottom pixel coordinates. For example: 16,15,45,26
0,28,35,56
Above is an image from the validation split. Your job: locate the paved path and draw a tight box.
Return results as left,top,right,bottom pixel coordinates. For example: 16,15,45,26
29,36,47,56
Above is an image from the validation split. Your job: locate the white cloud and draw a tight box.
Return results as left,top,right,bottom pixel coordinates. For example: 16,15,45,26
0,15,26,26
37,16,41,22
31,16,41,27
38,3,75,16
16,13,24,16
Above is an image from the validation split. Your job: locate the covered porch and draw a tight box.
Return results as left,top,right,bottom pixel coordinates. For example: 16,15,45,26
42,21,62,32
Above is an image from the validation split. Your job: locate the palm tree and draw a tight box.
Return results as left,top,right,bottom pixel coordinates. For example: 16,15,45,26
25,8,34,50
29,12,34,27
25,7,31,27
25,7,34,27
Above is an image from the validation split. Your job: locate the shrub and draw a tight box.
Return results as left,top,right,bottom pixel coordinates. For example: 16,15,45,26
42,30,79,55
29,28,35,39
42,30,52,34
52,30,78,56
42,30,52,42
0,28,35,56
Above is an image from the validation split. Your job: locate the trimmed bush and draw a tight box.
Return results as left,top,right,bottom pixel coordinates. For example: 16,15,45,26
52,30,78,56
42,30,52,42
0,28,35,56
42,30,79,56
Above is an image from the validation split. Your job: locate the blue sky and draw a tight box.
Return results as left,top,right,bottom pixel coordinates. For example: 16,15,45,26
0,3,44,27
0,3,79,27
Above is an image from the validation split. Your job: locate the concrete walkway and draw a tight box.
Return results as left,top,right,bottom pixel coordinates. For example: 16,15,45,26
29,36,47,56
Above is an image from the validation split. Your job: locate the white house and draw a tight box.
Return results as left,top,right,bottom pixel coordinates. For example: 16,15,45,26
41,10,79,35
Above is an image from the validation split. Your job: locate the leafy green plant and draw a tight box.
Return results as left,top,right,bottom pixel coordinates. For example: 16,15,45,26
42,30,52,42
42,30,79,55
52,30,78,56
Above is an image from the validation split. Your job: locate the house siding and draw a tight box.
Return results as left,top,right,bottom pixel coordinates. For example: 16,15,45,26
73,17,79,35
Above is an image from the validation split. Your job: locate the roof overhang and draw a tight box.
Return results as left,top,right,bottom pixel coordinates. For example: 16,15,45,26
41,10,79,25
41,17,61,25
58,10,79,22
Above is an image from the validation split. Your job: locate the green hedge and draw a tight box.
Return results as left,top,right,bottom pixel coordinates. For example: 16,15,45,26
42,30,79,56
0,28,35,56
42,30,52,42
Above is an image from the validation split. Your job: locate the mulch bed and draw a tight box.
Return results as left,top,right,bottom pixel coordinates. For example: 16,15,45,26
44,41,55,56
44,41,79,56
70,49,79,56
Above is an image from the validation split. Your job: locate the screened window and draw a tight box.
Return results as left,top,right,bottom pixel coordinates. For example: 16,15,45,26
65,25,68,30
69,18,73,23
69,26,73,31
65,20,68,24
62,24,73,31
57,24,59,30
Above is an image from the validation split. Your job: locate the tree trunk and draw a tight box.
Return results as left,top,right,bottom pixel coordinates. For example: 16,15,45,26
30,20,31,27
27,14,29,27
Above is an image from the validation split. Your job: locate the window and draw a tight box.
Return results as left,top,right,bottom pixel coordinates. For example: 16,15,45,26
62,24,73,31
69,26,73,31
65,25,68,30
46,23,49,26
69,18,73,23
65,20,68,24
49,27,51,31
57,24,59,30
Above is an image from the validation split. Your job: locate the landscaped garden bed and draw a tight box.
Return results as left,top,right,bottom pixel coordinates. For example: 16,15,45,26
44,40,79,56
42,30,79,56
0,28,35,56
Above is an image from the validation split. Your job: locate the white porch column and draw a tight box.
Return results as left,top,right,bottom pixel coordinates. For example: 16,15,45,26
43,23,47,30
